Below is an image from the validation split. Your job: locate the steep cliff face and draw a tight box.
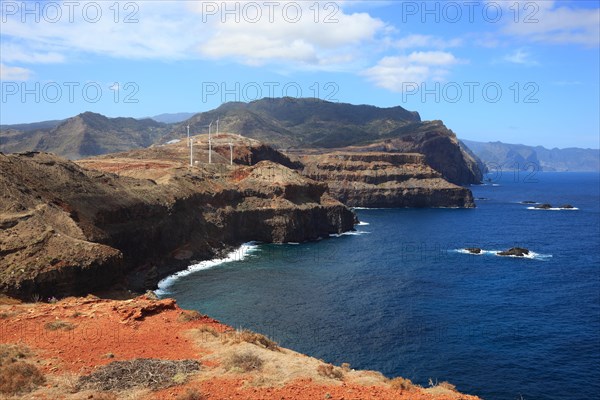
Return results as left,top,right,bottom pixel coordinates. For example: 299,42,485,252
0,150,354,299
302,152,475,208
340,120,483,185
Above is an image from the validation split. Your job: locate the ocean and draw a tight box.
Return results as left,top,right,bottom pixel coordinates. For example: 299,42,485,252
158,172,600,400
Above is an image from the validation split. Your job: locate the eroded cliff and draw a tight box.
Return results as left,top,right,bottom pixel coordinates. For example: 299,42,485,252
302,152,475,208
0,145,354,299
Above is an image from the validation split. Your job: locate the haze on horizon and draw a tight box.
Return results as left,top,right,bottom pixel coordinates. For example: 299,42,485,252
1,0,599,149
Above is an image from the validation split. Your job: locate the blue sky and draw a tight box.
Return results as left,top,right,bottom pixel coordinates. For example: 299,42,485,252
1,0,599,148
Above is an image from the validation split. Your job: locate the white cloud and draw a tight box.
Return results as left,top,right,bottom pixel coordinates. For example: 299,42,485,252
0,43,65,64
362,51,463,92
499,1,599,46
0,64,32,80
0,2,210,62
395,34,462,49
194,1,386,68
503,48,539,66
0,1,386,71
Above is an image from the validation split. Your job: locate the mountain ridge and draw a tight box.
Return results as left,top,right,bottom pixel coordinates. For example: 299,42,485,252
462,139,600,172
2,99,480,183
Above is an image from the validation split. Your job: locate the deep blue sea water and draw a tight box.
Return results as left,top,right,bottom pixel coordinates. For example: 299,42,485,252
159,172,600,400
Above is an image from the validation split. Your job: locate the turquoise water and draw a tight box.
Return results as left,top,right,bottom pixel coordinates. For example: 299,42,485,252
159,172,600,399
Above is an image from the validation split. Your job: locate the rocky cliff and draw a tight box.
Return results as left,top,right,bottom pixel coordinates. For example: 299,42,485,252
302,152,475,208
0,143,354,299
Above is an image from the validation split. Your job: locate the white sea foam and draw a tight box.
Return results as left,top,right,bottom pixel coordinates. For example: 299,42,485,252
329,230,370,237
454,248,552,260
527,207,579,211
357,221,370,226
156,242,259,296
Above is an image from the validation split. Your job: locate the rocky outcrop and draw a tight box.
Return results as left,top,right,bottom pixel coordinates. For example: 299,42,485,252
301,152,475,208
498,247,530,257
0,149,355,299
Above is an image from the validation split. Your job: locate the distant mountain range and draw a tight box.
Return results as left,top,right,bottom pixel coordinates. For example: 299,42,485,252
1,112,168,159
149,112,196,124
462,140,599,172
0,97,485,184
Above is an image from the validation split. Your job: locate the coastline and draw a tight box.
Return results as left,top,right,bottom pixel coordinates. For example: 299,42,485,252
0,294,481,400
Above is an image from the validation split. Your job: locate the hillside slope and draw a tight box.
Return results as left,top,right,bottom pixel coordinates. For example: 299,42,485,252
1,112,169,159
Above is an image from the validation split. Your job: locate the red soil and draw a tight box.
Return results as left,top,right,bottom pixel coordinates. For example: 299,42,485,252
0,295,480,400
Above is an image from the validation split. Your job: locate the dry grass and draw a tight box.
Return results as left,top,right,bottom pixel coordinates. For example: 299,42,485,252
176,388,206,400
196,325,219,338
85,392,118,400
0,361,46,395
316,363,344,380
77,358,200,391
225,351,264,373
437,381,457,391
178,310,204,323
0,344,31,366
0,344,45,395
223,329,279,351
389,376,414,391
45,320,76,331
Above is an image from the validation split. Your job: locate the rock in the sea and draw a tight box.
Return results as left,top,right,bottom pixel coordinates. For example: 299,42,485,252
521,200,537,204
465,248,482,254
534,203,553,209
498,247,530,257
560,204,574,209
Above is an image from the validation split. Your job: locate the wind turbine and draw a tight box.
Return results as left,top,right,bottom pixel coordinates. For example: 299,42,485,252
187,125,190,147
189,126,193,166
228,142,233,165
208,121,213,164
216,118,219,137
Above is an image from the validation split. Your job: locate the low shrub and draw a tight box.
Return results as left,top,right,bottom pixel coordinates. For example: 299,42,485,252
317,364,344,380
77,358,200,391
389,376,414,391
225,329,279,351
176,388,206,400
197,325,219,337
225,351,264,373
0,344,30,366
178,310,204,323
0,361,46,395
45,320,75,331
437,381,457,391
